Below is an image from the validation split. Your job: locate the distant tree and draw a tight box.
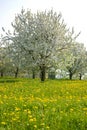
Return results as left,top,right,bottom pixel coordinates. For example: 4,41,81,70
0,38,10,77
63,42,87,80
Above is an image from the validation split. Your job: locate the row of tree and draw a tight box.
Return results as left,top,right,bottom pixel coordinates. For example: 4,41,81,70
0,9,87,81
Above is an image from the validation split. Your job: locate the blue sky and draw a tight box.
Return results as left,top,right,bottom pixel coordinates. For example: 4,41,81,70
0,0,87,48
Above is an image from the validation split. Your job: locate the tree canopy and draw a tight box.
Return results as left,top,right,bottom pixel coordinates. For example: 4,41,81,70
0,9,87,81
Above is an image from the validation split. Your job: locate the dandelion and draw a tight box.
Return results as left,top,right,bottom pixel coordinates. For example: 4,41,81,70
19,96,23,101
3,112,6,115
29,118,34,122
44,104,47,107
27,110,31,114
10,112,15,116
33,118,36,122
28,115,32,118
23,104,26,107
83,108,87,111
60,111,63,113
24,109,27,112
1,122,6,125
70,108,74,112
34,106,38,109
46,126,50,129
0,101,3,104
41,123,45,126
15,107,21,111
12,118,17,121
69,96,72,99
77,99,80,102
4,95,8,99
34,125,37,128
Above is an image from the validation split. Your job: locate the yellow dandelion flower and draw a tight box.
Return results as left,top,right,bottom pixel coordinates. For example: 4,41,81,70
0,101,3,104
41,123,45,126
10,112,15,115
70,96,72,99
3,113,6,115
19,96,23,101
15,107,21,111
12,118,17,121
44,104,47,107
46,126,50,129
4,95,8,99
29,118,34,122
34,106,38,109
27,110,31,114
83,108,87,111
34,125,37,128
1,122,6,125
33,118,36,122
23,104,26,107
24,109,27,112
70,108,74,112
60,111,63,113
77,99,80,102
28,115,32,118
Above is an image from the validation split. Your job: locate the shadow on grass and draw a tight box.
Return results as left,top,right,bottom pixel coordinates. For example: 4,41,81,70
0,78,19,83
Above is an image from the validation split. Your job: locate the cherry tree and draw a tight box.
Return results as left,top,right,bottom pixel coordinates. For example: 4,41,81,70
3,9,78,81
62,42,87,80
0,37,11,77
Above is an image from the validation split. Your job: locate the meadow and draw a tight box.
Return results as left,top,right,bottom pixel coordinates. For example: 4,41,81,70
0,78,87,130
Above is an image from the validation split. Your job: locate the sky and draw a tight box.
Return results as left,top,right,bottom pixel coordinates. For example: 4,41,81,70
0,0,87,48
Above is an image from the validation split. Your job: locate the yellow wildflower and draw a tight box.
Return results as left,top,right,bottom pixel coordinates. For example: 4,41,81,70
1,122,6,125
41,123,45,126
70,108,74,112
15,107,21,111
34,125,37,128
29,118,34,122
46,126,50,129
83,108,87,111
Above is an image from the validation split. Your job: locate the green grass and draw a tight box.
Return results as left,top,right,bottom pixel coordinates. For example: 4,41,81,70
0,78,87,130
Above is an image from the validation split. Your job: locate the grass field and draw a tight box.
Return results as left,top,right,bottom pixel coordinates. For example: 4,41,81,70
0,78,87,130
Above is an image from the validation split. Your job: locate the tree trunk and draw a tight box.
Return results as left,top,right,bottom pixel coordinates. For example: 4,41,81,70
40,65,46,81
15,67,19,78
69,72,73,80
79,73,82,80
32,70,35,79
1,70,3,77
